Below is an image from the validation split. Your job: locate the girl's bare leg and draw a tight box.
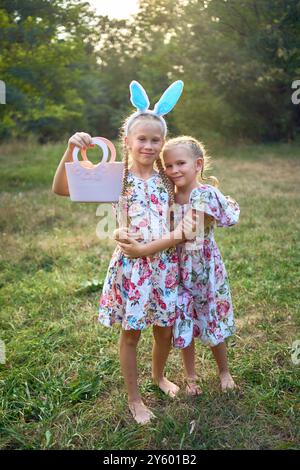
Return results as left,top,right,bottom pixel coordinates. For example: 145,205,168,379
181,339,202,395
119,329,154,424
152,325,180,397
210,341,236,391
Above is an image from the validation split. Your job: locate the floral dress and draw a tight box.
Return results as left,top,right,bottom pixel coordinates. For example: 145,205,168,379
173,184,240,348
98,171,179,330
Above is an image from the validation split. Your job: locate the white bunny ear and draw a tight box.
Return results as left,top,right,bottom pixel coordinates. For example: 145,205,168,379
153,80,184,116
129,81,150,112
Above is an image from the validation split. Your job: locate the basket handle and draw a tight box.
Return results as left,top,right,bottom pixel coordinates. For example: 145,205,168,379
72,137,116,165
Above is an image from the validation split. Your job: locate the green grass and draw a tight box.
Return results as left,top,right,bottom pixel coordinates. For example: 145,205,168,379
0,139,299,450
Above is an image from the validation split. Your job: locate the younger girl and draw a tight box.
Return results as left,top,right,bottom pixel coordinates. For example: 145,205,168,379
118,136,240,395
52,81,187,424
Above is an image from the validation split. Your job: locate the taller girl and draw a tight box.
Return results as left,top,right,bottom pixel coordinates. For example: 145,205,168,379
97,81,185,424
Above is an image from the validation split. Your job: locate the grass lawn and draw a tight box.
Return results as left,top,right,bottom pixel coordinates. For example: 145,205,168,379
0,139,299,450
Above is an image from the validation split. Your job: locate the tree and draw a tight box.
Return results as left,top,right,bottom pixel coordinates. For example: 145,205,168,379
0,0,97,140
174,0,300,141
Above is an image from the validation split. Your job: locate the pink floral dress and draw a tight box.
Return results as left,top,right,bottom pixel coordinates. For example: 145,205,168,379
173,184,240,348
98,171,179,330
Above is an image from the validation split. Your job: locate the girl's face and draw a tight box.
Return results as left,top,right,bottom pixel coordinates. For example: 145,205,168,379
125,120,164,168
163,146,202,189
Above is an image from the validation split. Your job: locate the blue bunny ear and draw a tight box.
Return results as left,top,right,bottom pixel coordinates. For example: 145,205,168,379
129,81,150,112
153,80,184,116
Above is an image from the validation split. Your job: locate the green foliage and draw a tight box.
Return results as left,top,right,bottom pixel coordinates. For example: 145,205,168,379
0,0,95,140
0,0,300,142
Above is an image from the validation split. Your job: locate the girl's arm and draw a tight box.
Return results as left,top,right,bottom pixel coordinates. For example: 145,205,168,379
116,210,197,258
118,228,182,258
52,132,94,196
117,211,215,258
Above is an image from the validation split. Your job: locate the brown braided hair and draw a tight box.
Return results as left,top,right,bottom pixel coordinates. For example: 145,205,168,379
121,139,129,197
155,155,175,205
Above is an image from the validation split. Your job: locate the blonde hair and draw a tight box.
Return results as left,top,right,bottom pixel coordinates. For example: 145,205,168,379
120,113,175,204
163,136,219,187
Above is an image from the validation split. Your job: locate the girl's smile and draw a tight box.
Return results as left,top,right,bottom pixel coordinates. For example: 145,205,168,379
164,146,202,191
125,121,164,169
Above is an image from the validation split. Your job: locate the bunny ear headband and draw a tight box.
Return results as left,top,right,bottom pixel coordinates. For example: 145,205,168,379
125,80,184,136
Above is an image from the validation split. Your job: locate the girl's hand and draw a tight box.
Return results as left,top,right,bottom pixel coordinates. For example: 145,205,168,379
180,211,214,239
204,214,215,229
175,209,197,240
113,228,129,242
113,227,143,243
52,131,95,195
118,237,144,258
67,132,95,153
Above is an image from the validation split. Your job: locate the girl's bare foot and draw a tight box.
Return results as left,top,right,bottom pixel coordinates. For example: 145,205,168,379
153,377,180,398
219,371,236,392
185,378,202,396
128,400,155,425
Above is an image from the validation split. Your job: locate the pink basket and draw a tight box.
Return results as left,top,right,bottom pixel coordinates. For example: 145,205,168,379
65,137,124,203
